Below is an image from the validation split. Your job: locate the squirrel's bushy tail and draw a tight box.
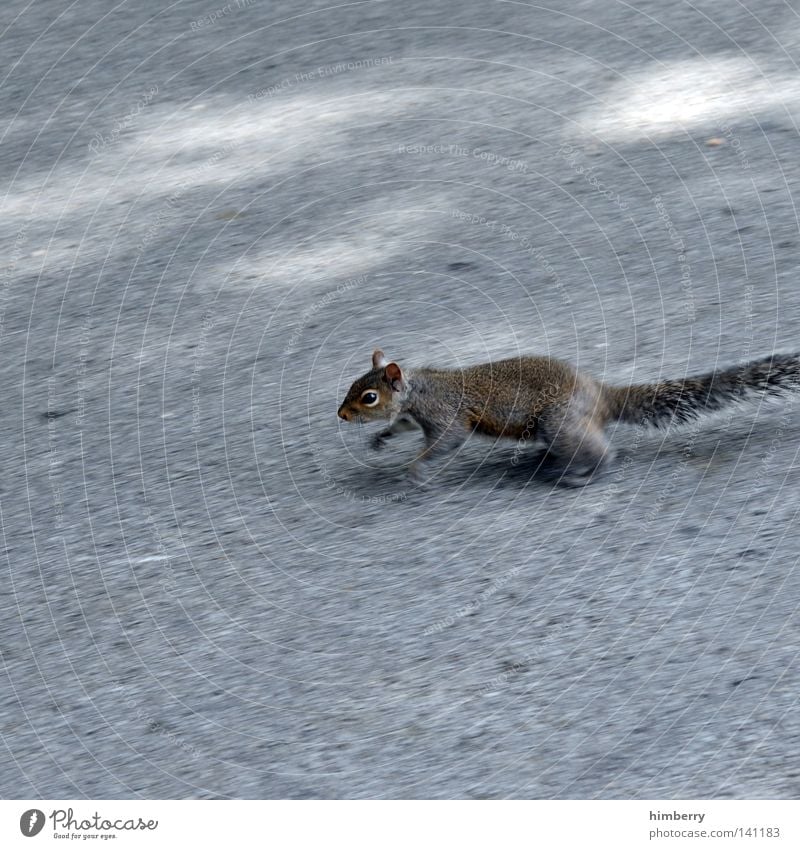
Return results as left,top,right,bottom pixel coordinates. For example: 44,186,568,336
605,352,800,427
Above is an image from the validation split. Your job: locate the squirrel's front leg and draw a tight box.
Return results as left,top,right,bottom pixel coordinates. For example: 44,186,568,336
408,423,468,487
369,414,418,451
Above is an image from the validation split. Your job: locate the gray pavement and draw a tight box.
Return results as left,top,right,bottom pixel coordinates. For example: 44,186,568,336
2,0,800,798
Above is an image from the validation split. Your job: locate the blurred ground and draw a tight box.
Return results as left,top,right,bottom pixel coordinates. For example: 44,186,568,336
1,0,800,798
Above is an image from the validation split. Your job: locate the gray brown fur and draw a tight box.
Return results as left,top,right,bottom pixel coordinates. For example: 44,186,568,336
606,352,800,427
337,349,800,487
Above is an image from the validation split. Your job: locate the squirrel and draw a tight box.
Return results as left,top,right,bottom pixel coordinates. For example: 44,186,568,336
337,348,800,487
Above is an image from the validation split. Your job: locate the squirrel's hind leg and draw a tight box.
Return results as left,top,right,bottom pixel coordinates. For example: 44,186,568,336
536,407,615,487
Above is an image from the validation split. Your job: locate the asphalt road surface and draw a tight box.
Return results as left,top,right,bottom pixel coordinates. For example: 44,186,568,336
2,0,800,799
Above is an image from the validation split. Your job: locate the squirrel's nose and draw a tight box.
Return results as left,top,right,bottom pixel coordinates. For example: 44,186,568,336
338,407,350,421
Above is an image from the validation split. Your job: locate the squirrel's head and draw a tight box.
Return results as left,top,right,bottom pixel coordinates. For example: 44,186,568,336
338,349,408,422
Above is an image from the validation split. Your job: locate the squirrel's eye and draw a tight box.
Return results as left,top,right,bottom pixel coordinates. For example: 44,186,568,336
360,391,379,406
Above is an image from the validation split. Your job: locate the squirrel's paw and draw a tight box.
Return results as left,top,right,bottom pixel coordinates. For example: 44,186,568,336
369,431,389,451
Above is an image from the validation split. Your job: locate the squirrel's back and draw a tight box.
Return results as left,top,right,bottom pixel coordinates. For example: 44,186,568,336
413,356,594,439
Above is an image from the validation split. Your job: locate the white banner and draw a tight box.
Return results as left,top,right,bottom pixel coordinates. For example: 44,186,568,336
2,800,798,848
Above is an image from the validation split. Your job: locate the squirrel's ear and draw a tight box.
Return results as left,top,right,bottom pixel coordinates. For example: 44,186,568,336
384,362,404,392
372,349,388,369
